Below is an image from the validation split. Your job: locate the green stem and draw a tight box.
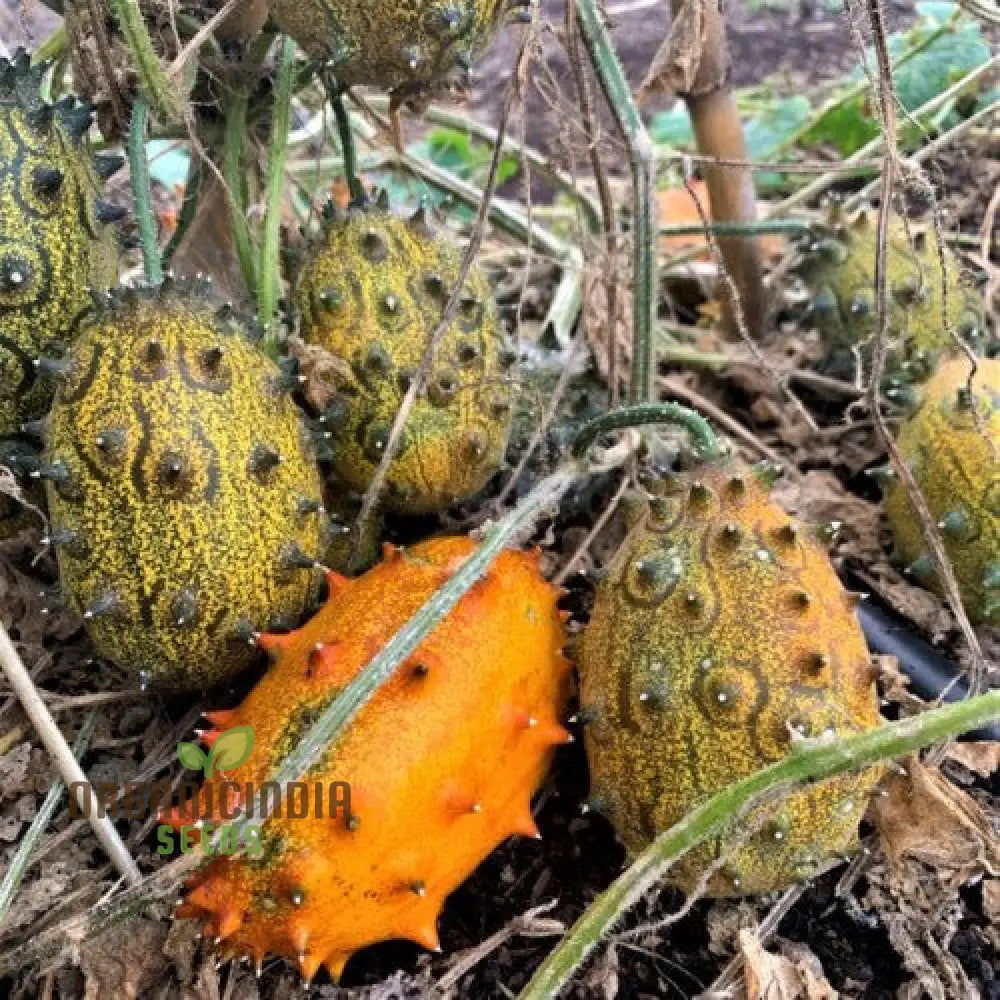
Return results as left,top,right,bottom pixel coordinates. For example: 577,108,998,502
107,0,183,123
0,712,96,922
660,219,812,237
519,689,1000,999
222,84,258,296
127,99,163,285
575,0,656,403
332,93,364,203
162,156,202,267
258,37,296,336
30,24,69,67
571,402,723,461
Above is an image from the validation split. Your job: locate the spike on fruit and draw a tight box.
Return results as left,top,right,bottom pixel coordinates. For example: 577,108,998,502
580,461,885,896
173,536,569,973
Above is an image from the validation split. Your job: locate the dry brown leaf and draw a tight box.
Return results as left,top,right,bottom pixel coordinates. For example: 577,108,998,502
287,335,357,413
983,878,1000,924
739,929,837,1000
637,0,707,102
942,741,1000,778
80,919,169,1000
870,756,1000,876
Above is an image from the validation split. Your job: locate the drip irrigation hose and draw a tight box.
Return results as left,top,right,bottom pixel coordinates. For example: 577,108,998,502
854,587,1000,742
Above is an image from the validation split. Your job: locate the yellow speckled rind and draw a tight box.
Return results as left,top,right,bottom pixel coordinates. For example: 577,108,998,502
269,0,510,106
884,358,1000,626
44,286,327,690
0,51,118,439
295,201,513,513
799,211,985,371
580,463,885,896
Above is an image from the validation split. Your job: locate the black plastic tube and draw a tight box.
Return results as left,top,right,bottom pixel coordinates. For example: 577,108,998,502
857,596,1000,742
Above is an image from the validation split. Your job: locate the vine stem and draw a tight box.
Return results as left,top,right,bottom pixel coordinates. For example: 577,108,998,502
0,712,96,922
258,37,296,334
0,625,141,887
331,93,365,204
107,0,183,123
127,99,163,285
575,0,656,403
518,689,1000,999
222,79,258,296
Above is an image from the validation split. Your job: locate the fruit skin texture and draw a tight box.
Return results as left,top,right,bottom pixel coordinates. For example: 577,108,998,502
579,462,884,896
0,49,119,440
170,536,571,981
796,209,985,378
295,198,513,513
43,283,327,689
883,358,1000,626
268,0,515,108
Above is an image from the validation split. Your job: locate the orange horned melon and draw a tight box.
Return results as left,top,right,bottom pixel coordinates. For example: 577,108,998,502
169,535,571,981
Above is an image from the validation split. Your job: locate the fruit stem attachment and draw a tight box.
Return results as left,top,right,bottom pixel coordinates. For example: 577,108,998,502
108,0,183,123
571,402,724,462
575,0,656,403
127,98,163,285
519,689,1000,999
331,90,365,204
258,36,296,335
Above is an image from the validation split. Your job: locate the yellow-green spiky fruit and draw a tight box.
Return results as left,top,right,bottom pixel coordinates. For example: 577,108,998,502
796,207,985,378
0,49,120,440
580,462,885,896
268,0,526,109
882,358,1000,626
295,195,513,513
43,281,328,690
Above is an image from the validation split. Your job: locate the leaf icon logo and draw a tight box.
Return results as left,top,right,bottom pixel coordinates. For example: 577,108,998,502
205,725,255,777
177,726,255,776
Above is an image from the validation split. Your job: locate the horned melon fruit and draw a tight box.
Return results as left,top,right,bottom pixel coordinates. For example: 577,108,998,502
882,357,1000,626
796,207,986,379
268,0,529,108
0,48,120,441
295,194,513,513
168,535,571,980
41,281,328,689
579,461,885,895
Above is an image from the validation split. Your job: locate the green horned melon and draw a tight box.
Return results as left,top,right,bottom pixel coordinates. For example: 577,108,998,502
268,0,527,108
882,357,1000,626
579,461,885,896
795,206,986,379
41,281,328,690
295,194,513,513
0,48,120,441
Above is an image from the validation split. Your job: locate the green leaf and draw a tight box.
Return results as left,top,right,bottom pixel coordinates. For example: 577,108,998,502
176,741,208,772
649,106,695,148
743,95,812,160
205,725,256,776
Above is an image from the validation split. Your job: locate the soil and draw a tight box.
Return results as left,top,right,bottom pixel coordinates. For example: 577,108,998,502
1,1,998,999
